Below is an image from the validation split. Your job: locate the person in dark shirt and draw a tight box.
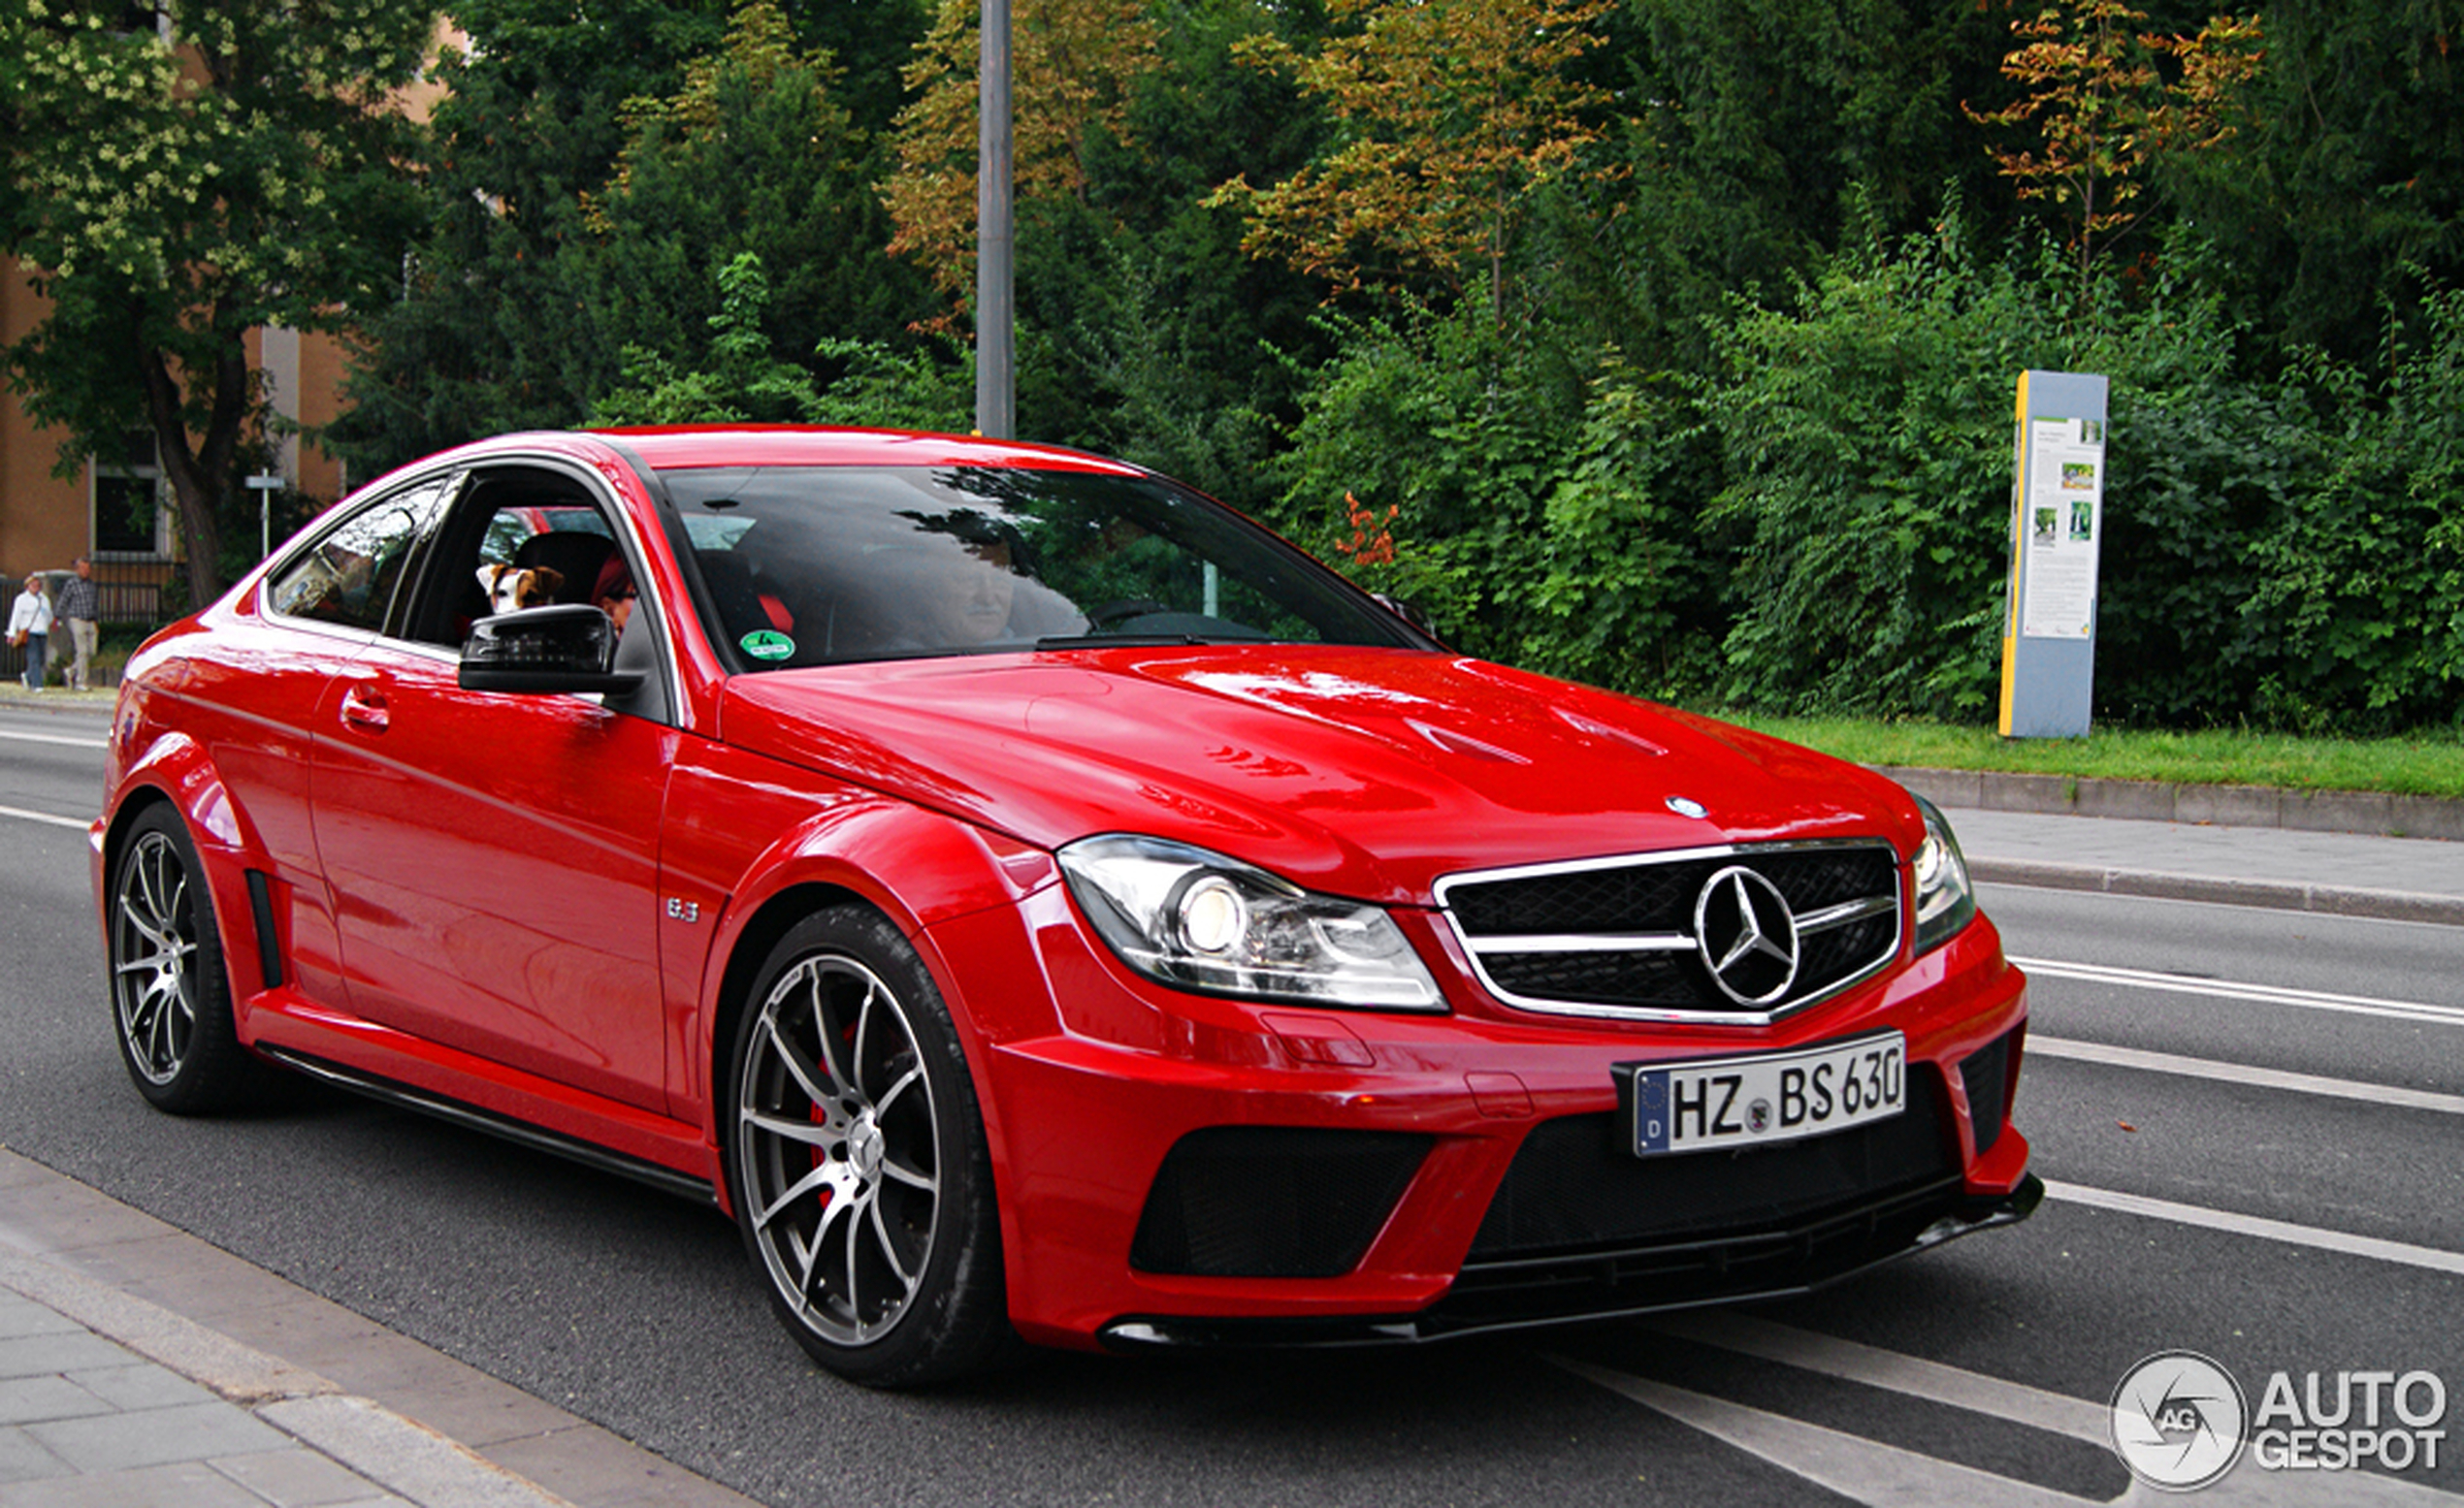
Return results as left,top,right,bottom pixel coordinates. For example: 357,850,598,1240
55,557,102,691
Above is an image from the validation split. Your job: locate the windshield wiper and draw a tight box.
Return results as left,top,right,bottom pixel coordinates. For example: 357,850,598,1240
1033,632,1216,650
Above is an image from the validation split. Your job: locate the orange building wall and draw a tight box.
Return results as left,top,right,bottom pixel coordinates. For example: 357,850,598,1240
0,263,91,582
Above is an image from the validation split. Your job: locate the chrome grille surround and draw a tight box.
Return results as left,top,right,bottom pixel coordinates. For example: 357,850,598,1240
1433,839,1906,1025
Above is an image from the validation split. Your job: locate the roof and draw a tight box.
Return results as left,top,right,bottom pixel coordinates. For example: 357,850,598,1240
584,426,1145,475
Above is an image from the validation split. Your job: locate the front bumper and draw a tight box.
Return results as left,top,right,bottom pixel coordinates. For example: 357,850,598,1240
1099,1172,2046,1350
924,888,2035,1352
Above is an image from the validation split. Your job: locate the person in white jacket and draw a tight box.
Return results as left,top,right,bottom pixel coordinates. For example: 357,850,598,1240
9,573,54,690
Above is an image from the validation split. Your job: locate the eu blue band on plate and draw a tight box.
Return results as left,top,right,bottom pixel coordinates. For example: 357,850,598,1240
1635,1071,1670,1154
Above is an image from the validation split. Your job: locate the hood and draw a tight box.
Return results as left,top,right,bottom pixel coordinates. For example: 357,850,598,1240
719,646,1922,905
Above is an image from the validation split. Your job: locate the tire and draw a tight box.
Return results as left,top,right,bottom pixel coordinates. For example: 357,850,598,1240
724,906,1013,1386
108,805,260,1114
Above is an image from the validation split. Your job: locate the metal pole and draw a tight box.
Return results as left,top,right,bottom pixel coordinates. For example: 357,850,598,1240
975,0,1015,439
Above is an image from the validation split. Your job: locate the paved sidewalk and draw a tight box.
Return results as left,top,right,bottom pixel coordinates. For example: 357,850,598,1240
1919,789,2464,928
0,1151,760,1508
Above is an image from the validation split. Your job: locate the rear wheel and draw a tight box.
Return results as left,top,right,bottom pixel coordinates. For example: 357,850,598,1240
724,906,1012,1386
109,806,258,1114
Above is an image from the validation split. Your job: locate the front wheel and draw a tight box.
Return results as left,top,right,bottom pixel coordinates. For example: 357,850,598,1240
108,805,260,1114
724,906,1012,1386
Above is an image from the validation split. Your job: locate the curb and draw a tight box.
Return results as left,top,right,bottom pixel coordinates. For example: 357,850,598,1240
1965,857,2464,929
0,1249,575,1508
0,1147,764,1508
1879,765,2464,843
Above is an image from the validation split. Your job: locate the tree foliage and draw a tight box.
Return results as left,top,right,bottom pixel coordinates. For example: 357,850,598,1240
880,0,1163,309
2,0,435,601
591,252,969,432
1965,0,2262,289
1209,0,1614,314
102,0,2450,734
328,0,734,475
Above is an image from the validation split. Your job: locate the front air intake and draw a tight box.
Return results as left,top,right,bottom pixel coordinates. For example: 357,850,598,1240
1130,1127,1432,1278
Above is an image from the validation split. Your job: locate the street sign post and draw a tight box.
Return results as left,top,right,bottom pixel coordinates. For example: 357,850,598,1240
1996,370,2108,739
244,473,283,561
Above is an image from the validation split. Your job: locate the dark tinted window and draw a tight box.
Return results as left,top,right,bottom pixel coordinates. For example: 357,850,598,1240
653,465,1420,670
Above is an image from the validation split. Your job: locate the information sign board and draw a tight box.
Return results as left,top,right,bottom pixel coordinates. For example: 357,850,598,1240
1997,371,2108,737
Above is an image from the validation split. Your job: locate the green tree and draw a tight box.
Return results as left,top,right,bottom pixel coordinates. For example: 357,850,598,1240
1576,0,2017,370
328,0,735,476
1210,0,1614,318
1964,0,2262,294
881,0,1164,313
591,252,967,432
573,0,929,395
2166,0,2464,366
2,0,437,602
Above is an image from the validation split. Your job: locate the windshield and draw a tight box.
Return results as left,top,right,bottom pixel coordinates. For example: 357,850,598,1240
651,464,1424,670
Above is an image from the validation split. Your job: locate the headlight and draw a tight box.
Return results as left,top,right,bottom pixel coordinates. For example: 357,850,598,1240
1057,835,1444,1011
1910,792,1977,954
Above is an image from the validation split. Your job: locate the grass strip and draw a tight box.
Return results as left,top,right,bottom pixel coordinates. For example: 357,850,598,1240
1703,715,2464,801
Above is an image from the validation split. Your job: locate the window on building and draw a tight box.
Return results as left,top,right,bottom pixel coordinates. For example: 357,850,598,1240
93,430,167,559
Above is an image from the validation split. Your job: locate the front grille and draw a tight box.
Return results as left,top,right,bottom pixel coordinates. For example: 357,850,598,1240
1437,842,1904,1021
1469,1062,1956,1260
1130,1127,1432,1279
1435,1064,1962,1329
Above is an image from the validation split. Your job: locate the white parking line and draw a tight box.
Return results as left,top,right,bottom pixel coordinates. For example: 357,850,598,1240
1642,1310,2107,1444
2012,956,2464,1030
1558,1320,2463,1505
0,726,108,750
2027,1036,2464,1117
2043,1180,2464,1277
1549,1353,2097,1508
0,803,90,832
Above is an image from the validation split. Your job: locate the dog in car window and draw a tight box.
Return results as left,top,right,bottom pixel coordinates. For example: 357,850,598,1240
477,562,563,615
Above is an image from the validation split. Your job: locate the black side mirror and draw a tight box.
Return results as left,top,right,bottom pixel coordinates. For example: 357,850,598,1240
459,604,643,694
1372,592,1442,643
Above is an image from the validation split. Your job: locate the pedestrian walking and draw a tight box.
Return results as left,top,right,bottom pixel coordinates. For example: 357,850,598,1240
55,556,102,690
9,571,54,690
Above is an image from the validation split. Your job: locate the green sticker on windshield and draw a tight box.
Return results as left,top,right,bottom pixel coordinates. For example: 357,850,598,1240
740,629,795,661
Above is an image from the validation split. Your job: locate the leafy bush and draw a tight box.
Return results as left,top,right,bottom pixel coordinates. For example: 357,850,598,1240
2245,289,2464,730
1700,220,2051,718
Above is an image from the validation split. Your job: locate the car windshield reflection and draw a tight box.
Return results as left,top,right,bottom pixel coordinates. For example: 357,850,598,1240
654,465,1419,670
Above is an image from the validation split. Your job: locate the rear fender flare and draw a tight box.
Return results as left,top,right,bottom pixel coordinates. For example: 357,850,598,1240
99,735,271,1022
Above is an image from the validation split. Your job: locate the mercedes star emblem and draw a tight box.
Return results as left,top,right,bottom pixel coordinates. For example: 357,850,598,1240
1693,866,1800,1006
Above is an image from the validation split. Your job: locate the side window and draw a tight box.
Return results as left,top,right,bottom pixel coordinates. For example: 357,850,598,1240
266,479,450,632
396,467,633,651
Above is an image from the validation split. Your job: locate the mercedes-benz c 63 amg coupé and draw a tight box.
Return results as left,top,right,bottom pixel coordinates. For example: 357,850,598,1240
96,427,2037,1385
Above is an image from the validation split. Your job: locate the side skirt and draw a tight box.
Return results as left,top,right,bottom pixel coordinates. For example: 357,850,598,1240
258,1045,718,1208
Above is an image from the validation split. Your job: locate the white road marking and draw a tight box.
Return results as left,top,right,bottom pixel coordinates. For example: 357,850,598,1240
2013,956,2464,1030
1549,1353,2096,1507
1561,1320,2464,1505
1643,1310,2107,1444
0,803,90,832
2028,1036,2464,1117
0,726,108,750
2044,1180,2464,1277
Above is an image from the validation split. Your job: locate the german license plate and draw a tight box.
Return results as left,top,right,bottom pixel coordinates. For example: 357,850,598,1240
1622,1032,1904,1157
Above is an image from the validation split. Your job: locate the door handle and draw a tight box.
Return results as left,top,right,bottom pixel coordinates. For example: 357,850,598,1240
339,685,389,732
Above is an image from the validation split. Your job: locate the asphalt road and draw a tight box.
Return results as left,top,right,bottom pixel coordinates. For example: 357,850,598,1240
4,697,2458,1506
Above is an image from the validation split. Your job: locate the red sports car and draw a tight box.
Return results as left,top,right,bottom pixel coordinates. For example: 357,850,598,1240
96,427,2036,1385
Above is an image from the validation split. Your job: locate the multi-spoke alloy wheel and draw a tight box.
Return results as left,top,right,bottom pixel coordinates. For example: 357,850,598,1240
727,907,1009,1386
109,806,254,1113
